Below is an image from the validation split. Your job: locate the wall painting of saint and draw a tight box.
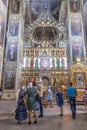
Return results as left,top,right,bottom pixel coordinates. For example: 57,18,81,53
6,42,18,62
74,72,85,88
4,70,16,90
10,0,20,14
72,40,85,62
70,0,80,13
8,20,19,37
71,17,82,36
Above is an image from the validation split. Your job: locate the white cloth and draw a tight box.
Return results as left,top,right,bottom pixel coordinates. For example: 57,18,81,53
27,82,32,88
37,84,43,97
21,85,26,92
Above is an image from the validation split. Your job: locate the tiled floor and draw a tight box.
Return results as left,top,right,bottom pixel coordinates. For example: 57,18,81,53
0,100,87,130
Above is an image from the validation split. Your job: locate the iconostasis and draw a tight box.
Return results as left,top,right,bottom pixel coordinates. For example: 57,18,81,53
22,48,67,70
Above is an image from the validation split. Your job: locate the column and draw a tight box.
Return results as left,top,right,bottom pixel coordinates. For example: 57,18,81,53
2,0,24,99
68,0,86,64
0,0,8,88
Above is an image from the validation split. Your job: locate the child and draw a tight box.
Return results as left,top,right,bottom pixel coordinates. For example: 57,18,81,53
83,90,87,109
56,88,64,116
15,86,27,124
47,86,53,108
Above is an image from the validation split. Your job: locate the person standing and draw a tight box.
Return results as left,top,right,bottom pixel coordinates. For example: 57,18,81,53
26,82,39,124
37,78,43,117
15,86,27,124
47,85,53,108
56,88,64,116
67,82,77,119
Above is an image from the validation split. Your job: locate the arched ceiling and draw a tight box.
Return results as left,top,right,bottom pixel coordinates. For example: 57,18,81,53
28,8,63,47
25,0,63,23
24,0,67,46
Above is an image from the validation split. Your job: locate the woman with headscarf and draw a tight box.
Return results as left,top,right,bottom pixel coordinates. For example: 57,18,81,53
15,85,27,124
26,82,39,124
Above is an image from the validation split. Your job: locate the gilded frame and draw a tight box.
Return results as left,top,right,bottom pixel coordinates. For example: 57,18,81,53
74,72,85,89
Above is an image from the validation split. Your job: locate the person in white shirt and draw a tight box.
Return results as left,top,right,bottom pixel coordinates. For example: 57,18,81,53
37,78,43,117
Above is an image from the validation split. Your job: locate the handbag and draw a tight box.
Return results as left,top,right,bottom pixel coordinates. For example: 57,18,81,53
36,93,40,101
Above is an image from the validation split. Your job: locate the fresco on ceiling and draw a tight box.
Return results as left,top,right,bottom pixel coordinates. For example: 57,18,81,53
50,0,61,21
30,0,61,21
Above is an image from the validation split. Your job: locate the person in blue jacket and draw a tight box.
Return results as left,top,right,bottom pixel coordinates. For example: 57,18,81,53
67,82,77,119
